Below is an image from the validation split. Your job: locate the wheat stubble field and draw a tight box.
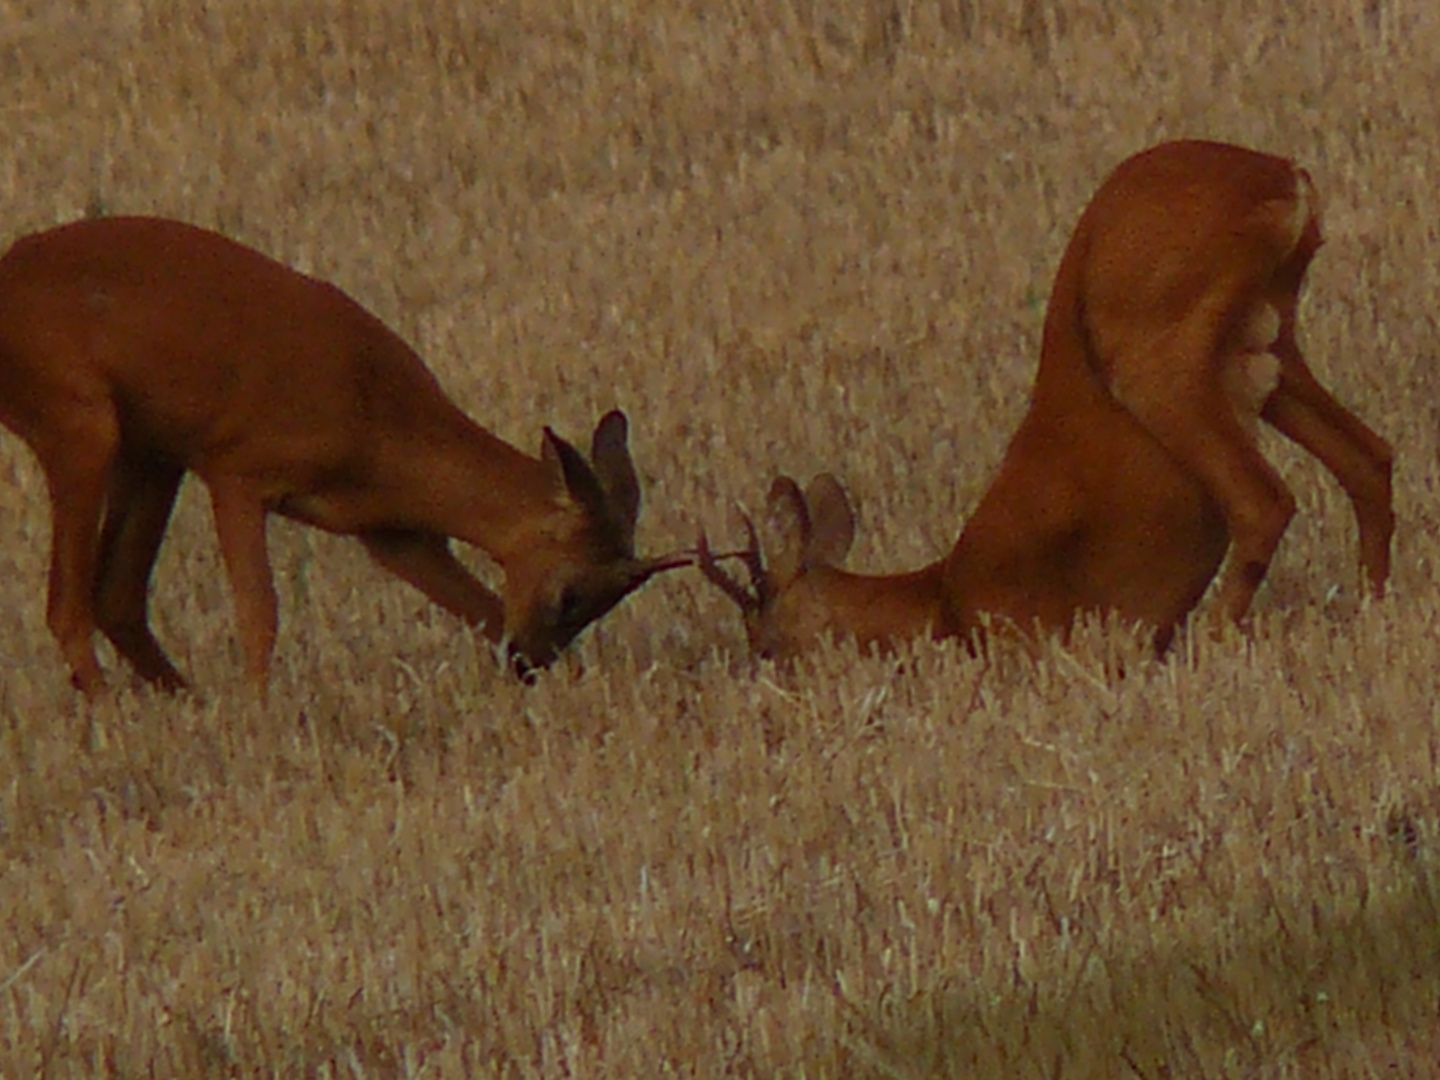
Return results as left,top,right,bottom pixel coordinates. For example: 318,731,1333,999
2,1,1440,1076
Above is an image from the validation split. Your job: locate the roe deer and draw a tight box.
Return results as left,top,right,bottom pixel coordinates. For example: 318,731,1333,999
701,140,1394,660
0,216,688,693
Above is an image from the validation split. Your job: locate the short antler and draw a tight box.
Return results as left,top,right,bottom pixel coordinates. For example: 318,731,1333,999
697,517,768,613
638,549,700,577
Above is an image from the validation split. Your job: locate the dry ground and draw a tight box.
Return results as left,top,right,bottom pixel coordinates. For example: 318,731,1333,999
2,1,1440,1076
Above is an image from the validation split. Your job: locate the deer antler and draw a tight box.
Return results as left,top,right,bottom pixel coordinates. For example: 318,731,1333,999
640,549,701,575
697,517,768,613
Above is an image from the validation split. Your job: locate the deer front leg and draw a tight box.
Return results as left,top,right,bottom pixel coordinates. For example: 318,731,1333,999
209,479,279,686
360,529,505,642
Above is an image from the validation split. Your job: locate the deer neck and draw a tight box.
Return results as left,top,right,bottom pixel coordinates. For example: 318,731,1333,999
820,561,946,641
376,407,571,567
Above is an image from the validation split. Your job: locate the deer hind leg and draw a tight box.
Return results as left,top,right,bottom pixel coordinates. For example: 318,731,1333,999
94,453,188,690
36,405,122,693
1261,336,1394,596
1109,308,1298,626
360,529,505,643
208,479,278,686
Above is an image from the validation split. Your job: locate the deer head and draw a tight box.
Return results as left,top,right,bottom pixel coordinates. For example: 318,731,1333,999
698,473,860,660
502,410,692,675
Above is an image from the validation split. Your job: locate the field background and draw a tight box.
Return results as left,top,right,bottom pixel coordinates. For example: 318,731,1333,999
3,1,1440,1076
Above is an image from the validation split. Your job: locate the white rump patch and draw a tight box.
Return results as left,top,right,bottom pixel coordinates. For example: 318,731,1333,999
1238,303,1281,354
1225,303,1283,434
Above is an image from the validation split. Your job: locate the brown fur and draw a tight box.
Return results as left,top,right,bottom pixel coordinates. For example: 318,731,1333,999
0,216,682,692
704,140,1394,659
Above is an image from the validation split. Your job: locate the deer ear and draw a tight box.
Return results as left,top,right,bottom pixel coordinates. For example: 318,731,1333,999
803,473,855,568
764,475,811,584
589,410,641,548
542,426,611,524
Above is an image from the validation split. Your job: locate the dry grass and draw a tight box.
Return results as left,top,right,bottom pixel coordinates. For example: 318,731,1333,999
3,0,1440,1076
